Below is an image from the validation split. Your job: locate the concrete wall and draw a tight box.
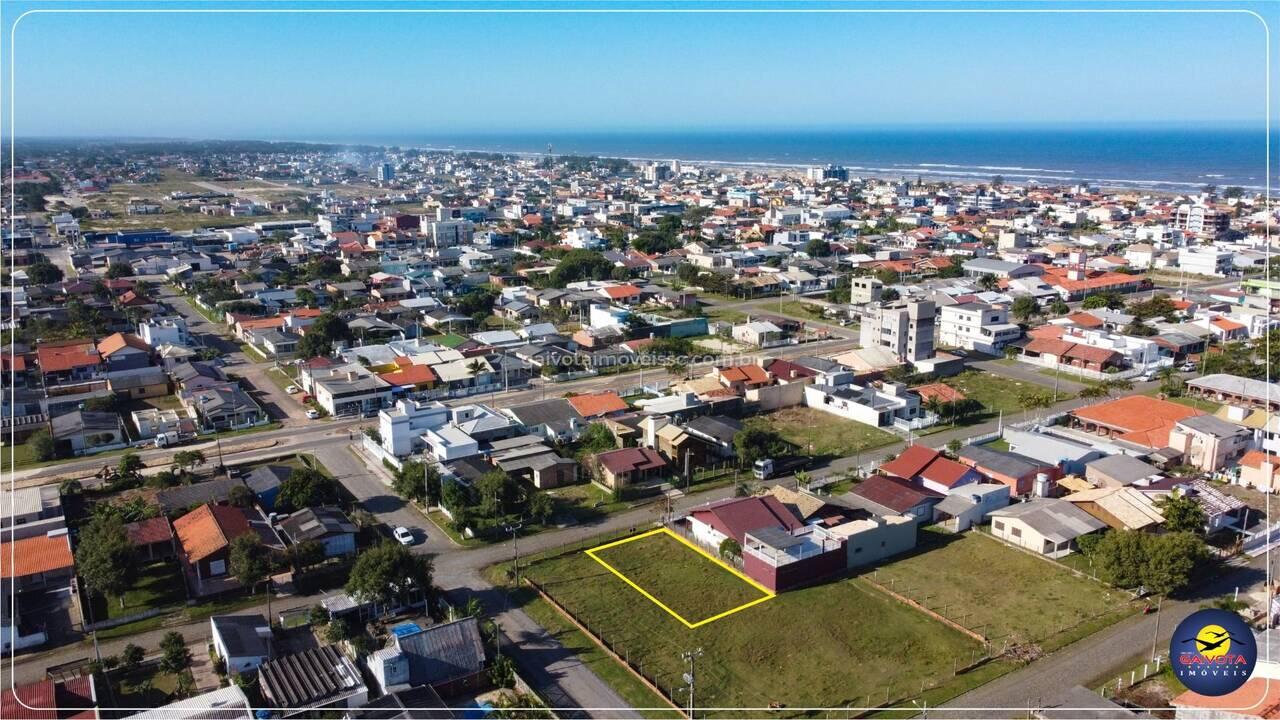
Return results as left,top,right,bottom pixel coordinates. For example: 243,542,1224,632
746,382,805,412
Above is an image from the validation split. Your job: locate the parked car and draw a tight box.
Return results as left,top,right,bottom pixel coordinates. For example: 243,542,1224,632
1181,361,1197,372
305,409,320,419
393,526,415,545
286,385,300,394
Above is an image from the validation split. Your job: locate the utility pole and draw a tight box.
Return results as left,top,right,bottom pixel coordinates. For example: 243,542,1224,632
1149,594,1164,662
505,522,523,586
681,647,703,719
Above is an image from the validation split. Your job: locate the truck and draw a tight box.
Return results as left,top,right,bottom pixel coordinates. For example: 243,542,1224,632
752,456,810,481
153,431,180,448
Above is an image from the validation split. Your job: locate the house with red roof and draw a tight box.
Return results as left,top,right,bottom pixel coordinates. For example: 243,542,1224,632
1069,395,1204,449
174,504,257,596
592,447,667,491
687,495,804,548
1,677,98,720
880,445,983,495
36,340,102,384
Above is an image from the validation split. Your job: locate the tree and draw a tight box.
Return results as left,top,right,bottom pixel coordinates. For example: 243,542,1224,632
277,467,338,513
291,540,324,571
30,430,56,462
345,542,434,609
1091,530,1148,589
26,257,64,285
946,439,963,457
804,238,830,258
297,313,353,359
1143,532,1210,596
121,643,145,673
1049,298,1070,316
228,534,270,593
977,274,998,291
1081,292,1123,310
228,484,256,508
733,426,787,466
577,423,617,454
392,460,429,505
1158,493,1207,534
76,515,137,607
295,288,317,308
160,631,191,674
172,449,206,475
117,451,144,480
475,470,511,519
528,491,554,524
59,478,83,495
105,262,135,279
718,538,742,560
1011,296,1039,322
1091,530,1209,596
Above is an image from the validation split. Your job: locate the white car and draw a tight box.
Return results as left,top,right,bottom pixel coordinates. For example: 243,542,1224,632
305,409,320,420
286,385,300,394
393,526,415,545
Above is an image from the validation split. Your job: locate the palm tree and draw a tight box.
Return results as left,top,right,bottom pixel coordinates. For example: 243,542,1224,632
466,359,486,386
665,360,688,381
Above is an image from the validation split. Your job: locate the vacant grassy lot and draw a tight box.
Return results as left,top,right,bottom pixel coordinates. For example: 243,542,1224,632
101,561,187,621
943,370,1067,421
746,406,897,459
523,545,988,711
589,531,768,624
871,532,1135,651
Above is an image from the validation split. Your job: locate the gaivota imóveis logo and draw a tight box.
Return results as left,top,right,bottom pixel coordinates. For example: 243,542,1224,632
1170,609,1257,696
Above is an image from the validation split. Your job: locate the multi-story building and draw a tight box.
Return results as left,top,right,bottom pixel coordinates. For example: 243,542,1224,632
937,302,1022,355
1177,246,1235,277
376,162,395,182
1173,204,1231,237
419,219,473,248
806,164,849,182
848,277,883,304
858,299,936,363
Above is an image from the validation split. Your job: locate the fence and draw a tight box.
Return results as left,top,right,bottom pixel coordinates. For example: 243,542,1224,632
524,577,687,719
1100,655,1168,700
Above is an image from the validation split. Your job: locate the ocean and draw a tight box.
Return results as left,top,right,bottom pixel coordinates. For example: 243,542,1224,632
313,127,1277,193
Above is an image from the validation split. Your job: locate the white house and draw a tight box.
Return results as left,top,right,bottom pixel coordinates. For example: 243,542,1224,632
937,302,1022,355
803,375,932,430
210,615,271,675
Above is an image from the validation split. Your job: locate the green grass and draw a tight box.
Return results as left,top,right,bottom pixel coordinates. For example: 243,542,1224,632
872,532,1136,651
589,532,767,623
746,406,898,459
238,343,269,362
198,421,282,442
701,305,748,325
943,370,1071,420
103,562,187,621
266,367,301,395
983,437,1011,452
522,547,989,712
484,566,679,719
1147,392,1222,414
1037,367,1105,387
770,300,826,321
113,667,193,707
1,441,38,469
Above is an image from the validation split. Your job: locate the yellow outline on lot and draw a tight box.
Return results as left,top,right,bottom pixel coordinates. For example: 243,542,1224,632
584,527,776,629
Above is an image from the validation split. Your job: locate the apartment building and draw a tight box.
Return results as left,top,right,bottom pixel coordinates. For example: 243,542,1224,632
1177,246,1235,277
858,299,936,363
937,302,1022,355
1173,204,1231,237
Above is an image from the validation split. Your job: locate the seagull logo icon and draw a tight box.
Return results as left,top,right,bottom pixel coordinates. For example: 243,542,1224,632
1182,624,1248,659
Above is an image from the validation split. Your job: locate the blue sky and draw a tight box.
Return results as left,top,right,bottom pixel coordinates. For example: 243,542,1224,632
6,2,1273,139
